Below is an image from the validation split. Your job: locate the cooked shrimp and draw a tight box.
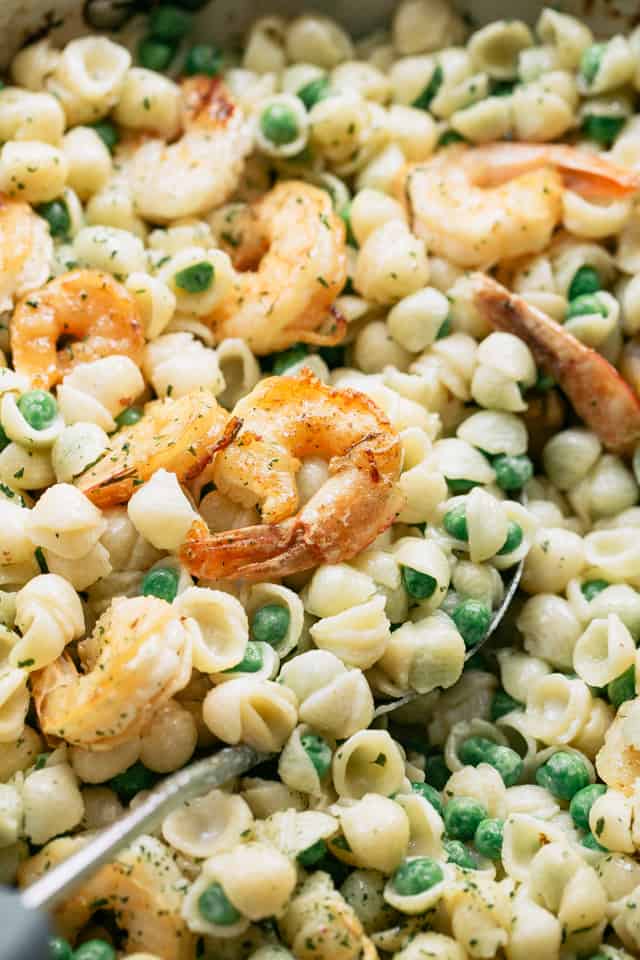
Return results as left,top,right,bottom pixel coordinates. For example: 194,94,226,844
470,273,640,455
129,75,252,222
402,142,640,269
206,181,348,353
180,369,403,581
595,700,640,796
0,197,52,314
76,390,230,507
31,595,192,749
10,269,144,389
19,835,194,960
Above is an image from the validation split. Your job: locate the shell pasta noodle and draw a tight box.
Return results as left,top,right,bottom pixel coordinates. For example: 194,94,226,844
4,1,640,958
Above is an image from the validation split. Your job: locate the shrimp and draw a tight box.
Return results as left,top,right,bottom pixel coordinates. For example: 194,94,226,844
31,595,192,749
75,390,231,508
10,269,144,389
470,273,640,455
180,369,404,581
129,75,252,222
0,196,52,315
402,142,640,269
19,835,194,960
205,180,348,353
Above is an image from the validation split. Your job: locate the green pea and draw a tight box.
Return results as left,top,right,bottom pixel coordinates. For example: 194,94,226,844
452,599,491,649
490,689,522,722
17,390,57,430
271,342,309,374
581,578,609,602
141,565,180,602
300,732,332,778
443,838,476,869
570,783,607,831
438,129,466,147
458,736,523,787
36,198,71,238
184,44,223,76
88,120,119,153
412,64,443,111
138,36,176,71
411,781,444,817
392,856,444,896
443,503,468,541
402,565,437,601
114,405,143,429
566,293,607,320
582,832,607,853
535,751,591,801
198,881,242,926
175,261,214,293
109,761,156,803
445,477,479,495
425,753,450,791
582,114,626,147
0,424,10,452
251,604,290,646
492,454,533,492
260,104,299,146
297,838,328,866
318,344,345,369
436,315,451,339
49,937,73,960
490,79,516,97
474,818,504,860
444,796,488,841
580,43,605,85
497,521,524,555
149,4,192,40
607,665,636,709
568,266,601,303
73,941,116,960
297,76,331,110
224,641,264,674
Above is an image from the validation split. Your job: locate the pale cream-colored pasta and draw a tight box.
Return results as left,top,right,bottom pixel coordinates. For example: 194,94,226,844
332,729,406,799
0,87,65,145
567,579,640,637
99,506,162,574
128,469,198,552
377,610,464,695
572,695,614,759
70,738,140,784
0,727,42,781
177,586,248,674
279,650,374,739
525,673,592,745
511,80,574,142
162,788,253,858
331,61,391,103
569,455,638,523
303,563,376,618
85,173,147,240
457,410,527,458
62,126,112,202
22,762,84,845
610,886,640,954
340,868,395,934
392,0,465,55
124,272,175,341
27,483,105,559
389,54,439,105
243,16,286,73
464,485,509,563
81,786,123,830
196,489,259,538
433,71,490,120
471,332,535,412
224,67,276,114
356,141,407,193
48,37,130,122
10,38,60,92
309,91,369,168
394,536,450,611
256,808,338,860
536,8,592,70
384,103,437,160
310,594,390,670
240,777,305,819
286,14,354,67
11,573,84,670
0,782,24,847
244,583,303,659
503,784,559,820
452,560,503,608
578,35,635,95
517,594,581,670
583,528,640,583
542,428,602,491
281,870,376,958
353,319,412,374
354,219,429,304
396,428,448,525
393,933,466,960
278,723,334,797
573,614,635,688
521,527,586,595
501,812,567,882
51,423,109,485
215,338,261,410
589,789,634,853
350,188,406,247
142,332,225,399
203,677,298,752
445,759,507,819
0,140,68,205
1,392,64,450
428,438,495,488
139,699,197,773
620,273,640,335
43,540,112,592
562,190,632,240
73,224,146,277
505,889,562,960
387,287,449,354
394,791,444,859
468,19,532,77
449,874,511,957
58,356,144,433
112,68,181,138
336,794,409,871
0,633,29,743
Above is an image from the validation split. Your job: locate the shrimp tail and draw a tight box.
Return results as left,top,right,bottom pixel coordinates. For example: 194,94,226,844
470,272,640,455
